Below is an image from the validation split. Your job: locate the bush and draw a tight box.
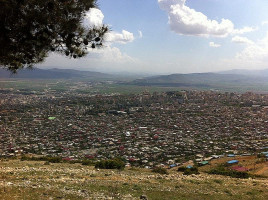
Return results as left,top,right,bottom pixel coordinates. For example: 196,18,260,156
21,155,29,161
82,160,94,166
152,167,168,175
42,156,62,163
177,166,187,172
68,160,81,164
183,167,199,175
208,165,250,179
44,161,50,165
95,159,125,170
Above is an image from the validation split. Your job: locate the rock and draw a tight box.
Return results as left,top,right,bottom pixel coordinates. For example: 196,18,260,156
140,194,148,200
7,182,13,186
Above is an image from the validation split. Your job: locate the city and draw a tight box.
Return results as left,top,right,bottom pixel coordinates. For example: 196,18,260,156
1,89,267,168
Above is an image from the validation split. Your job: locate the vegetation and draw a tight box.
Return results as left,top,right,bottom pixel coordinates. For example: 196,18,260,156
177,166,187,172
152,167,169,175
0,0,108,72
208,165,250,179
95,158,125,170
21,155,62,163
177,166,200,175
1,159,268,200
81,159,95,166
183,167,200,175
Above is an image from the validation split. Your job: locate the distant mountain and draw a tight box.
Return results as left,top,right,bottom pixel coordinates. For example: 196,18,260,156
128,72,268,91
0,68,116,80
218,68,268,77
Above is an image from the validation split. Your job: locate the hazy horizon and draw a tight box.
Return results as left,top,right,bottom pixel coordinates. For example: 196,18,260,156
32,65,268,77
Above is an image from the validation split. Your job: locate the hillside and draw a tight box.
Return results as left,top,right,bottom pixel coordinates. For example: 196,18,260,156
128,72,268,92
0,68,115,80
219,69,268,77
0,158,267,200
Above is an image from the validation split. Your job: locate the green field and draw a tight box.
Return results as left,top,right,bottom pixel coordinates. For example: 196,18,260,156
1,79,268,95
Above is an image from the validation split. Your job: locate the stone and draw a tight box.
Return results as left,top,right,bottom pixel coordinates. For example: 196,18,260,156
140,194,148,200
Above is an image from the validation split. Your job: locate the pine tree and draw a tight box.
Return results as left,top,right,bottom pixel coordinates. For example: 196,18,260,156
0,0,108,72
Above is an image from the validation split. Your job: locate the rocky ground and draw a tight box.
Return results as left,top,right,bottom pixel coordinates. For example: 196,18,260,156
0,159,267,200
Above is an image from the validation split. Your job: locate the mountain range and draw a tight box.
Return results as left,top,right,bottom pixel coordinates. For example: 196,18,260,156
1,68,268,91
218,69,268,77
127,69,268,91
129,72,268,87
0,68,115,80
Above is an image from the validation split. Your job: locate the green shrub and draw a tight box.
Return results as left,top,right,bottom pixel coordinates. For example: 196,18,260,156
81,160,94,166
208,165,250,179
95,158,125,170
44,161,50,165
183,167,199,175
177,166,187,172
21,155,29,161
41,156,62,163
68,160,81,164
152,167,168,175
213,179,223,184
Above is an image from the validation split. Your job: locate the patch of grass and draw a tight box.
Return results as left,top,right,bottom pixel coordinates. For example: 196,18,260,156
187,179,200,184
21,155,62,163
132,184,142,191
224,189,233,196
213,179,223,184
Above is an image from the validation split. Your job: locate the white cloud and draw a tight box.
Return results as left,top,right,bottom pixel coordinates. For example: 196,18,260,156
158,0,255,37
105,30,135,44
138,30,143,38
84,9,135,45
261,21,268,26
40,46,138,72
235,33,268,61
88,46,135,63
40,8,141,73
232,26,257,34
82,10,136,67
206,33,268,72
82,9,136,64
232,36,254,45
83,8,104,27
209,42,221,48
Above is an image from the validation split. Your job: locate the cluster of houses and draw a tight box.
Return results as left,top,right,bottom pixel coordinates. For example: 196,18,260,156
0,90,268,167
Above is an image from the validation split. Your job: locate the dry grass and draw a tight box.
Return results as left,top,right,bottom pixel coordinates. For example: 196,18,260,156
0,159,267,200
200,155,268,177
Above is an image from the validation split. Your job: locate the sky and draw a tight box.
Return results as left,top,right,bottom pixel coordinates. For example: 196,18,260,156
40,0,268,75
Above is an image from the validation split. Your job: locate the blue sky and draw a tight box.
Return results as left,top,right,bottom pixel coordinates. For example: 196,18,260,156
41,0,268,74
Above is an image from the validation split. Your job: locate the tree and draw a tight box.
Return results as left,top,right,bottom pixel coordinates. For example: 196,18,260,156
0,0,108,73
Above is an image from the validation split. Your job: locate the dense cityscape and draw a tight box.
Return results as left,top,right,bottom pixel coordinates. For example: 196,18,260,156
1,89,268,167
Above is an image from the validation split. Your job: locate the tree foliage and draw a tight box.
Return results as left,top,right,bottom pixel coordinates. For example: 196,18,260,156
208,165,250,179
152,167,169,175
183,166,199,175
0,0,108,72
95,159,125,170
